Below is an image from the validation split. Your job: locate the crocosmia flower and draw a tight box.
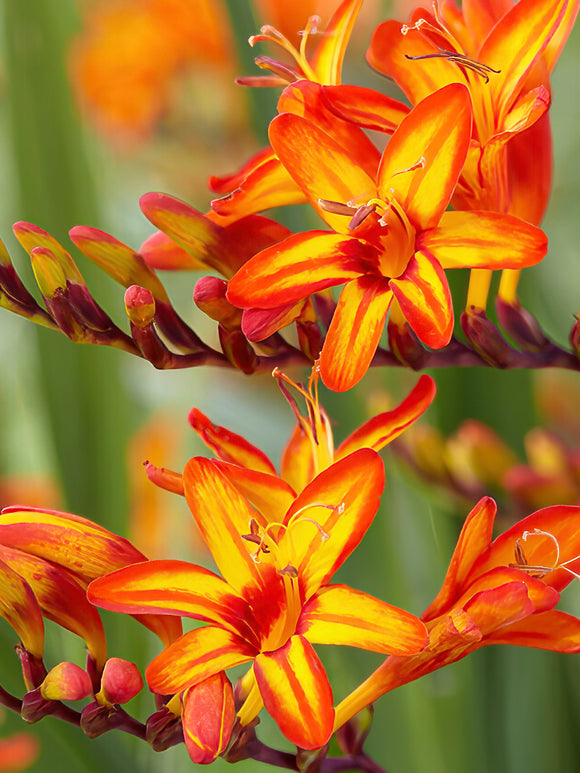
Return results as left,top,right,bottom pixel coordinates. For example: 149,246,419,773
89,449,428,750
334,497,580,730
227,84,547,391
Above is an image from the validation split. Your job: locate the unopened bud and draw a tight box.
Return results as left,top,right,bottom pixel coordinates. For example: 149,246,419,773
125,285,156,328
194,277,241,327
146,704,184,752
40,662,92,701
98,658,143,706
495,297,551,351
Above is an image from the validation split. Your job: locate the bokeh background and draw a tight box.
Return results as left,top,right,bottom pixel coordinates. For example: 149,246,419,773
0,1,580,771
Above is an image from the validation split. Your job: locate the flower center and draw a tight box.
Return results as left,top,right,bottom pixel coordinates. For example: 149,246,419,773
242,506,332,650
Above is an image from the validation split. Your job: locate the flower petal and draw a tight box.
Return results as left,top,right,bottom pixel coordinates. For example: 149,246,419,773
209,460,296,524
423,497,497,622
468,504,580,592
336,374,436,457
311,0,364,84
211,155,306,222
286,449,385,599
319,276,392,392
269,113,377,231
321,84,409,133
187,408,276,474
299,584,427,655
146,626,256,695
0,557,44,658
227,231,369,310
390,250,453,348
378,83,471,229
481,0,570,121
420,211,548,269
0,545,107,667
88,560,257,643
183,458,283,605
485,610,580,652
0,507,147,585
254,634,334,750
366,20,460,105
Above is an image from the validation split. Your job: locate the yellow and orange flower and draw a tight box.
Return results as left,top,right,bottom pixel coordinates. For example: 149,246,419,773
334,497,580,729
88,449,428,750
227,84,547,390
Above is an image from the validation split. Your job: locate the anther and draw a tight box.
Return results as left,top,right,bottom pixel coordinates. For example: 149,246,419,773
404,49,500,83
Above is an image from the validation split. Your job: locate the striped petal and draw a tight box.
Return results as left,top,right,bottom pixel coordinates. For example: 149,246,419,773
378,84,472,230
211,155,306,222
0,557,44,658
183,458,283,605
146,626,256,695
210,461,296,524
0,507,147,585
299,584,427,655
336,374,436,457
187,408,276,475
287,449,385,600
227,231,370,310
269,113,377,232
87,560,257,645
481,0,569,122
419,211,548,269
310,0,364,84
390,250,453,348
254,634,334,750
319,276,392,392
0,545,107,667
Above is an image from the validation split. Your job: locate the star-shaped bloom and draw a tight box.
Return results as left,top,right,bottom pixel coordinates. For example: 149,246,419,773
227,84,547,391
366,0,579,221
334,496,580,730
88,449,428,750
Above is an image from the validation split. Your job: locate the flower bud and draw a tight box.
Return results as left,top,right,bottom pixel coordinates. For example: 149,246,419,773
98,658,143,706
40,662,92,701
125,285,156,328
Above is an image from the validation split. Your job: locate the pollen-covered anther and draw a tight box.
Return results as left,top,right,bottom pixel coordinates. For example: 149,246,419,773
404,49,501,82
280,564,299,578
298,15,321,38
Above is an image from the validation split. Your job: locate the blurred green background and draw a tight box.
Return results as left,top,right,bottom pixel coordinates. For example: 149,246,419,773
0,1,579,771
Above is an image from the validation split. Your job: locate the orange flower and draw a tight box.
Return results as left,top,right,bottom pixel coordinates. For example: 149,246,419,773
334,497,580,729
70,0,235,139
366,0,579,221
89,450,428,750
365,0,579,309
227,84,547,390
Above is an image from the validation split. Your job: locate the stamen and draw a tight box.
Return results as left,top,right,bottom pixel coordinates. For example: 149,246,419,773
508,529,580,581
280,564,299,578
298,15,321,61
318,198,358,216
392,157,425,176
404,49,500,83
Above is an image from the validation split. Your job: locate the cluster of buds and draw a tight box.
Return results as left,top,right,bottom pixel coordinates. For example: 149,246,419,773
392,371,580,516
